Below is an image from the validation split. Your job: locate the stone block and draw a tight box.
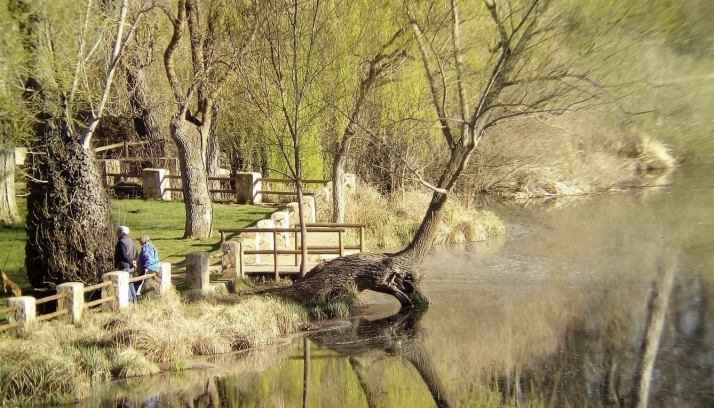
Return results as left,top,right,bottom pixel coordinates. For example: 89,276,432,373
142,168,171,200
6,296,36,329
185,252,211,291
102,271,130,311
57,282,84,324
235,172,262,204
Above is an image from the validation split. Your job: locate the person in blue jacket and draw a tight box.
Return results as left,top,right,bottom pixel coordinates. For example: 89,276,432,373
136,235,160,295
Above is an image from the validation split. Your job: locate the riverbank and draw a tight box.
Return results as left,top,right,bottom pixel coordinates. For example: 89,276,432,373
0,287,311,406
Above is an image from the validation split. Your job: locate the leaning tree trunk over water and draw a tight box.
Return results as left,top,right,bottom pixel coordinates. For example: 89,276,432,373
25,133,115,288
0,149,20,225
289,0,556,307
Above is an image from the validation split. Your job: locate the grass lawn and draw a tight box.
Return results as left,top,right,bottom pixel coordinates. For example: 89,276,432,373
1,198,278,300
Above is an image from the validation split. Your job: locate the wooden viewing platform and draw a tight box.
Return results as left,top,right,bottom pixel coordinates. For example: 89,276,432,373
217,223,366,279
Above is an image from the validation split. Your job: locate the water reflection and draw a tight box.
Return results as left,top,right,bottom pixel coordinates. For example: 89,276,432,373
82,167,714,407
309,308,451,408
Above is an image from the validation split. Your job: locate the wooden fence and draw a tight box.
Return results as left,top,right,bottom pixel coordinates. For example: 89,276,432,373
218,223,366,279
0,265,171,332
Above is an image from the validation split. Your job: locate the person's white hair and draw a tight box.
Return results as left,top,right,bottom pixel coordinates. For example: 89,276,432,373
117,226,130,235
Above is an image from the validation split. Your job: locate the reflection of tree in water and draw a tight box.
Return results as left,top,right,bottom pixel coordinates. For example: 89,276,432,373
510,258,714,407
309,308,451,408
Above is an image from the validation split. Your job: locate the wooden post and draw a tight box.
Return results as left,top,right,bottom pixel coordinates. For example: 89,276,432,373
339,230,344,257
273,231,279,280
359,226,364,253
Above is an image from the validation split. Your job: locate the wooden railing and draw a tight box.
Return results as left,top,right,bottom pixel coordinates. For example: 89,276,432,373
218,223,366,279
162,174,237,195
0,304,19,332
35,292,69,322
84,280,113,309
255,178,328,198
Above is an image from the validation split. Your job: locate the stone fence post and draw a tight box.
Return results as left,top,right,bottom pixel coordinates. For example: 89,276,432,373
142,168,171,200
6,296,36,329
221,240,244,279
271,211,290,246
185,252,210,292
235,172,262,204
102,271,130,311
158,262,172,294
57,282,84,324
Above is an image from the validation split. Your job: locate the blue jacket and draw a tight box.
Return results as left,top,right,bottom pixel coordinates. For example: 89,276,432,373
139,242,160,272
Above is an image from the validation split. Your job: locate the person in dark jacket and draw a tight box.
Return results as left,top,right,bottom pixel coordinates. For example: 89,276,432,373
114,225,139,304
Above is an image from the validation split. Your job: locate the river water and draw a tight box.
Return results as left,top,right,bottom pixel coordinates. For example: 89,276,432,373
83,167,714,407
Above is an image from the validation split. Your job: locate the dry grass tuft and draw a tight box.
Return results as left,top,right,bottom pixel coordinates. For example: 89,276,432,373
111,348,160,378
319,183,505,249
634,133,676,171
0,287,308,405
0,331,91,404
434,208,505,245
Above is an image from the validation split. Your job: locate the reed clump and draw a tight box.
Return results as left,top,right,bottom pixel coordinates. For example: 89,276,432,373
319,183,505,250
0,288,308,406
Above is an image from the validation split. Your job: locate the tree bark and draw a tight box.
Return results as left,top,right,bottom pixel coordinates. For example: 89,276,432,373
287,252,425,307
171,117,213,239
0,149,20,225
126,67,166,157
25,130,115,288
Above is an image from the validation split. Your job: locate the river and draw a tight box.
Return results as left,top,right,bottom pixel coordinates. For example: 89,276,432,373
82,166,714,407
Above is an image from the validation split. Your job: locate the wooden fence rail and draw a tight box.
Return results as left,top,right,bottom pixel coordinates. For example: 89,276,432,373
218,223,365,279
0,304,19,332
1,264,172,330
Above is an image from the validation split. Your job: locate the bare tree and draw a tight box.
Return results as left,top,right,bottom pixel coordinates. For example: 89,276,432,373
330,27,408,223
288,0,607,306
162,0,261,239
12,0,149,288
241,0,335,275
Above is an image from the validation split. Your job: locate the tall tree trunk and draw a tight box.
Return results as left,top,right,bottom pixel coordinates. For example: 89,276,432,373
171,117,213,239
25,127,115,288
126,67,166,157
206,104,222,198
331,137,349,224
0,149,20,225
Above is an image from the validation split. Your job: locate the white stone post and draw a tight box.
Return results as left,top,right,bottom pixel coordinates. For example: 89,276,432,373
255,219,275,264
343,173,356,191
185,252,210,291
158,262,172,294
102,271,130,311
271,211,290,246
57,282,84,324
142,168,171,200
235,172,262,204
286,202,300,227
302,196,316,223
220,241,243,278
6,296,36,329
101,159,121,188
